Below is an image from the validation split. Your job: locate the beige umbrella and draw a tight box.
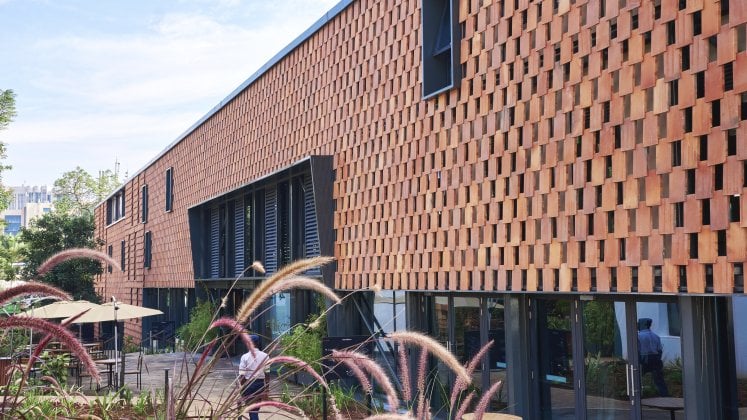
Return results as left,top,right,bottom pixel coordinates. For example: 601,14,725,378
19,300,102,319
63,302,163,323
63,299,163,388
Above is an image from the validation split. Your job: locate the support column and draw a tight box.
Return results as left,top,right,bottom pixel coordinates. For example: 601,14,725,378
504,294,531,418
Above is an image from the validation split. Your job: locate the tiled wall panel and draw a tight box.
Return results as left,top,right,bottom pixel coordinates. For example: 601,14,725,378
95,0,747,300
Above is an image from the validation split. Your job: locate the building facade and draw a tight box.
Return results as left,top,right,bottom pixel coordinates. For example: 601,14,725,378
95,0,747,417
2,185,54,235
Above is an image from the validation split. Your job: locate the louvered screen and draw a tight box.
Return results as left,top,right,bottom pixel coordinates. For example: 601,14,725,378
234,197,245,275
264,188,278,274
303,175,321,275
209,206,220,278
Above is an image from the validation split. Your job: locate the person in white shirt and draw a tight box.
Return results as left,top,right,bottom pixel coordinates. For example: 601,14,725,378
238,335,269,420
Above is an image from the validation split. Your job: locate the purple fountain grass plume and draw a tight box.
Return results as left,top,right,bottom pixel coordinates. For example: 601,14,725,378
208,317,256,353
0,282,70,306
269,356,328,388
471,381,502,420
453,391,476,420
237,275,340,324
245,400,309,420
268,356,343,420
270,256,332,281
415,349,428,420
389,331,469,383
398,344,412,402
37,248,120,276
269,277,340,304
0,316,100,384
235,257,333,323
332,349,399,412
449,340,493,409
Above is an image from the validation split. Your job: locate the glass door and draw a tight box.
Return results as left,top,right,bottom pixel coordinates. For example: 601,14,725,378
536,299,576,419
582,300,633,419
635,301,683,419
581,299,684,420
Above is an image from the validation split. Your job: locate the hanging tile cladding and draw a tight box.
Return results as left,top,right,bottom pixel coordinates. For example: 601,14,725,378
95,0,747,296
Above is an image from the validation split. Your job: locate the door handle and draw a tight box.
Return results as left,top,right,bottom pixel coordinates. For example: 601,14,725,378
629,364,636,397
625,363,631,396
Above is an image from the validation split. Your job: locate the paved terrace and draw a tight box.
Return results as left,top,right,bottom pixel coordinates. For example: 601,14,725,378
80,352,307,418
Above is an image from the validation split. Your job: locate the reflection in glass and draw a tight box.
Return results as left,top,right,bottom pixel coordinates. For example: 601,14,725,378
453,298,481,408
583,301,630,419
636,302,683,419
487,298,508,411
733,297,747,414
537,299,575,419
428,296,451,414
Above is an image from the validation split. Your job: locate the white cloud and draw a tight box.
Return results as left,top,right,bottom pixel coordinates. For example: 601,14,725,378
1,0,341,185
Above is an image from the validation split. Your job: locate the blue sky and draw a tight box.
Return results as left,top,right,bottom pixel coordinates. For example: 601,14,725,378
0,0,338,187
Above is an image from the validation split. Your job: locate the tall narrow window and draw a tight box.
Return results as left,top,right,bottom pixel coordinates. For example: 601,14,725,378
144,231,152,268
107,245,113,273
141,185,149,223
422,0,460,97
165,167,174,212
120,240,126,272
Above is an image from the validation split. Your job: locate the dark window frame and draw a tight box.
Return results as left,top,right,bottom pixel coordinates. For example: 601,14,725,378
165,167,174,212
421,0,461,98
144,231,152,269
141,184,149,223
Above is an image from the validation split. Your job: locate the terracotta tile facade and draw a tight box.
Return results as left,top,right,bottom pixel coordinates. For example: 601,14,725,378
95,0,747,316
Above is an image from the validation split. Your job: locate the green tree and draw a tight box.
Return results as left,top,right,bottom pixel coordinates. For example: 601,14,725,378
0,89,17,212
0,234,26,280
19,212,102,301
53,166,121,215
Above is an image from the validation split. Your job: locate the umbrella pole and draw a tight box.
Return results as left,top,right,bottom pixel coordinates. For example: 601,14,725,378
113,298,119,389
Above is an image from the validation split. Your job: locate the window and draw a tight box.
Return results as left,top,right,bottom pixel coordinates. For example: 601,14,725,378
106,188,126,225
107,245,113,273
120,240,126,272
422,0,460,98
735,263,744,293
141,185,149,223
165,167,174,212
675,202,684,227
144,231,152,268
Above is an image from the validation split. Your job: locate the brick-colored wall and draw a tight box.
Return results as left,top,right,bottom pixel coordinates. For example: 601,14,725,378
96,0,747,301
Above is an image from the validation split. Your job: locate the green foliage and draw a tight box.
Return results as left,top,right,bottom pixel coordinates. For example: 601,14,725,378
53,166,121,216
0,235,26,280
176,299,218,350
39,351,70,387
278,298,326,373
0,89,16,131
19,212,102,301
0,89,16,212
133,390,155,416
124,335,140,353
583,301,617,355
0,328,28,357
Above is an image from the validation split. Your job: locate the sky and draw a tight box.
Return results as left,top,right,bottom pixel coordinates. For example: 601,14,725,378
0,0,340,187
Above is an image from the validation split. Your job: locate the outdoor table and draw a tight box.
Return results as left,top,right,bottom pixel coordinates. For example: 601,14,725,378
95,358,118,390
462,413,522,420
641,397,684,420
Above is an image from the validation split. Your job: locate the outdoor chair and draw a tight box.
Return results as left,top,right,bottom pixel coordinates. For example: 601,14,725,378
123,352,144,389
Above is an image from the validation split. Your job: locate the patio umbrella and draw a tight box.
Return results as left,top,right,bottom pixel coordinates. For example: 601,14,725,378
63,302,162,323
63,298,163,388
18,300,101,319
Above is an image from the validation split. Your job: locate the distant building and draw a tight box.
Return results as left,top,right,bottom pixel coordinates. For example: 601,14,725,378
2,185,55,235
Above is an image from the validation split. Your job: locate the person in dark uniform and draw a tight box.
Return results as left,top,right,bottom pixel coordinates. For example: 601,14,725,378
637,318,669,397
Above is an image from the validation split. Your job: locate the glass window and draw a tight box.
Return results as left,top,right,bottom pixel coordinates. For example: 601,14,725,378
421,0,460,97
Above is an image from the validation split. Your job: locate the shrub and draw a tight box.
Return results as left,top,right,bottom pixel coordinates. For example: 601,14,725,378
176,299,218,351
